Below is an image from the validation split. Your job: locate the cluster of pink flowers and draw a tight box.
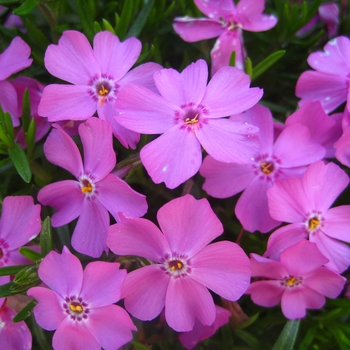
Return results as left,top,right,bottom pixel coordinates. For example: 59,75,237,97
1,0,350,349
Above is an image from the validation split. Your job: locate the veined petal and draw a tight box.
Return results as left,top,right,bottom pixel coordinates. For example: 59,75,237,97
96,174,147,220
247,280,284,307
38,84,97,121
0,81,20,126
43,125,83,178
108,217,170,262
335,128,350,167
93,31,141,81
80,262,126,307
201,66,263,117
115,83,178,134
27,287,65,331
79,118,115,181
85,305,136,350
0,196,41,248
196,118,259,163
173,17,224,42
53,318,100,350
140,125,202,189
194,0,235,20
71,199,110,258
296,71,348,114
322,206,350,242
37,247,83,298
236,177,280,233
0,37,32,80
165,277,215,332
200,156,254,198
249,253,287,279
157,195,223,257
38,180,83,227
154,60,208,106
122,265,169,321
190,241,251,300
45,30,100,85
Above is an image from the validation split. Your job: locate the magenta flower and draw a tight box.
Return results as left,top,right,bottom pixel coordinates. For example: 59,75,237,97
296,36,350,114
266,160,350,272
0,277,32,350
200,104,325,233
0,36,32,126
107,194,251,332
37,117,147,257
0,196,41,267
38,30,161,149
179,305,231,350
173,0,277,74
247,240,346,319
27,247,136,350
115,59,262,189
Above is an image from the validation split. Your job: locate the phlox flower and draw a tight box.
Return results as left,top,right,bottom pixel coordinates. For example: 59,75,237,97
0,276,32,350
173,0,277,74
334,107,350,167
114,59,263,189
296,36,350,114
37,117,147,258
0,196,41,266
38,30,161,149
266,160,350,273
179,305,231,350
200,104,325,233
27,247,136,350
0,36,32,126
107,194,251,332
247,240,346,319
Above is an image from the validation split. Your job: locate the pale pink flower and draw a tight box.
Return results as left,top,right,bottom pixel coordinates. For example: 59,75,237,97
107,194,251,332
28,247,136,350
247,240,346,319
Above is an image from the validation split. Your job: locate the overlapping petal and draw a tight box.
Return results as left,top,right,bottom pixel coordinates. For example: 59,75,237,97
246,280,284,307
0,80,20,125
322,206,350,242
194,0,235,19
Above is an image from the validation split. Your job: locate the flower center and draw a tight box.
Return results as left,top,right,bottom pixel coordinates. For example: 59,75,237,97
79,176,95,197
64,296,90,321
88,75,119,107
168,260,184,271
283,276,302,287
0,240,10,267
260,161,275,174
163,255,191,278
81,179,93,194
305,213,323,233
308,216,320,231
184,111,199,125
97,84,109,97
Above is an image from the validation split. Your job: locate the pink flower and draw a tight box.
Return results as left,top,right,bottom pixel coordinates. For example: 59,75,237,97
247,240,346,319
296,36,350,114
115,59,262,189
107,194,251,332
266,160,350,272
173,0,277,74
27,247,136,350
179,305,231,350
200,104,325,233
38,30,161,149
0,277,32,350
0,196,41,266
37,117,147,257
0,36,32,126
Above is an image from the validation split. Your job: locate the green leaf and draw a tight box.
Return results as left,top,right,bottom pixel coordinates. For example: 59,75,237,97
0,106,15,147
94,21,102,33
19,248,42,262
0,282,18,298
252,50,286,81
245,57,253,80
13,300,37,323
13,0,40,15
8,143,32,183
102,18,115,34
273,319,300,350
13,265,38,285
131,340,151,350
21,89,31,133
0,0,19,4
229,51,236,67
77,0,95,41
115,0,133,40
25,118,36,159
40,217,53,257
126,0,155,38
0,265,32,277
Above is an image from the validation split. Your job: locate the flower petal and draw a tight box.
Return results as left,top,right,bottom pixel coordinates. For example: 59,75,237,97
27,287,65,331
140,126,202,189
322,206,350,242
194,0,235,20
45,30,100,85
246,280,284,307
190,241,251,300
79,118,115,181
122,265,169,321
38,180,83,227
93,31,141,81
38,84,97,121
165,277,215,332
84,305,136,350
108,217,170,262
71,199,110,258
173,17,224,42
0,81,20,126
249,253,287,279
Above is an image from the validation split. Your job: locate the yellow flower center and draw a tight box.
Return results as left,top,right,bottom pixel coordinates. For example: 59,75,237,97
185,113,199,125
81,181,93,194
168,260,184,271
308,217,320,231
98,84,109,97
260,161,274,174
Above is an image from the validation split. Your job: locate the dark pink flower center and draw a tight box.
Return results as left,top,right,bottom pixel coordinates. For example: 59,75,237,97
282,276,302,287
88,74,119,107
0,240,10,267
64,296,90,321
162,254,191,278
260,161,275,175
175,103,209,132
253,154,281,182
